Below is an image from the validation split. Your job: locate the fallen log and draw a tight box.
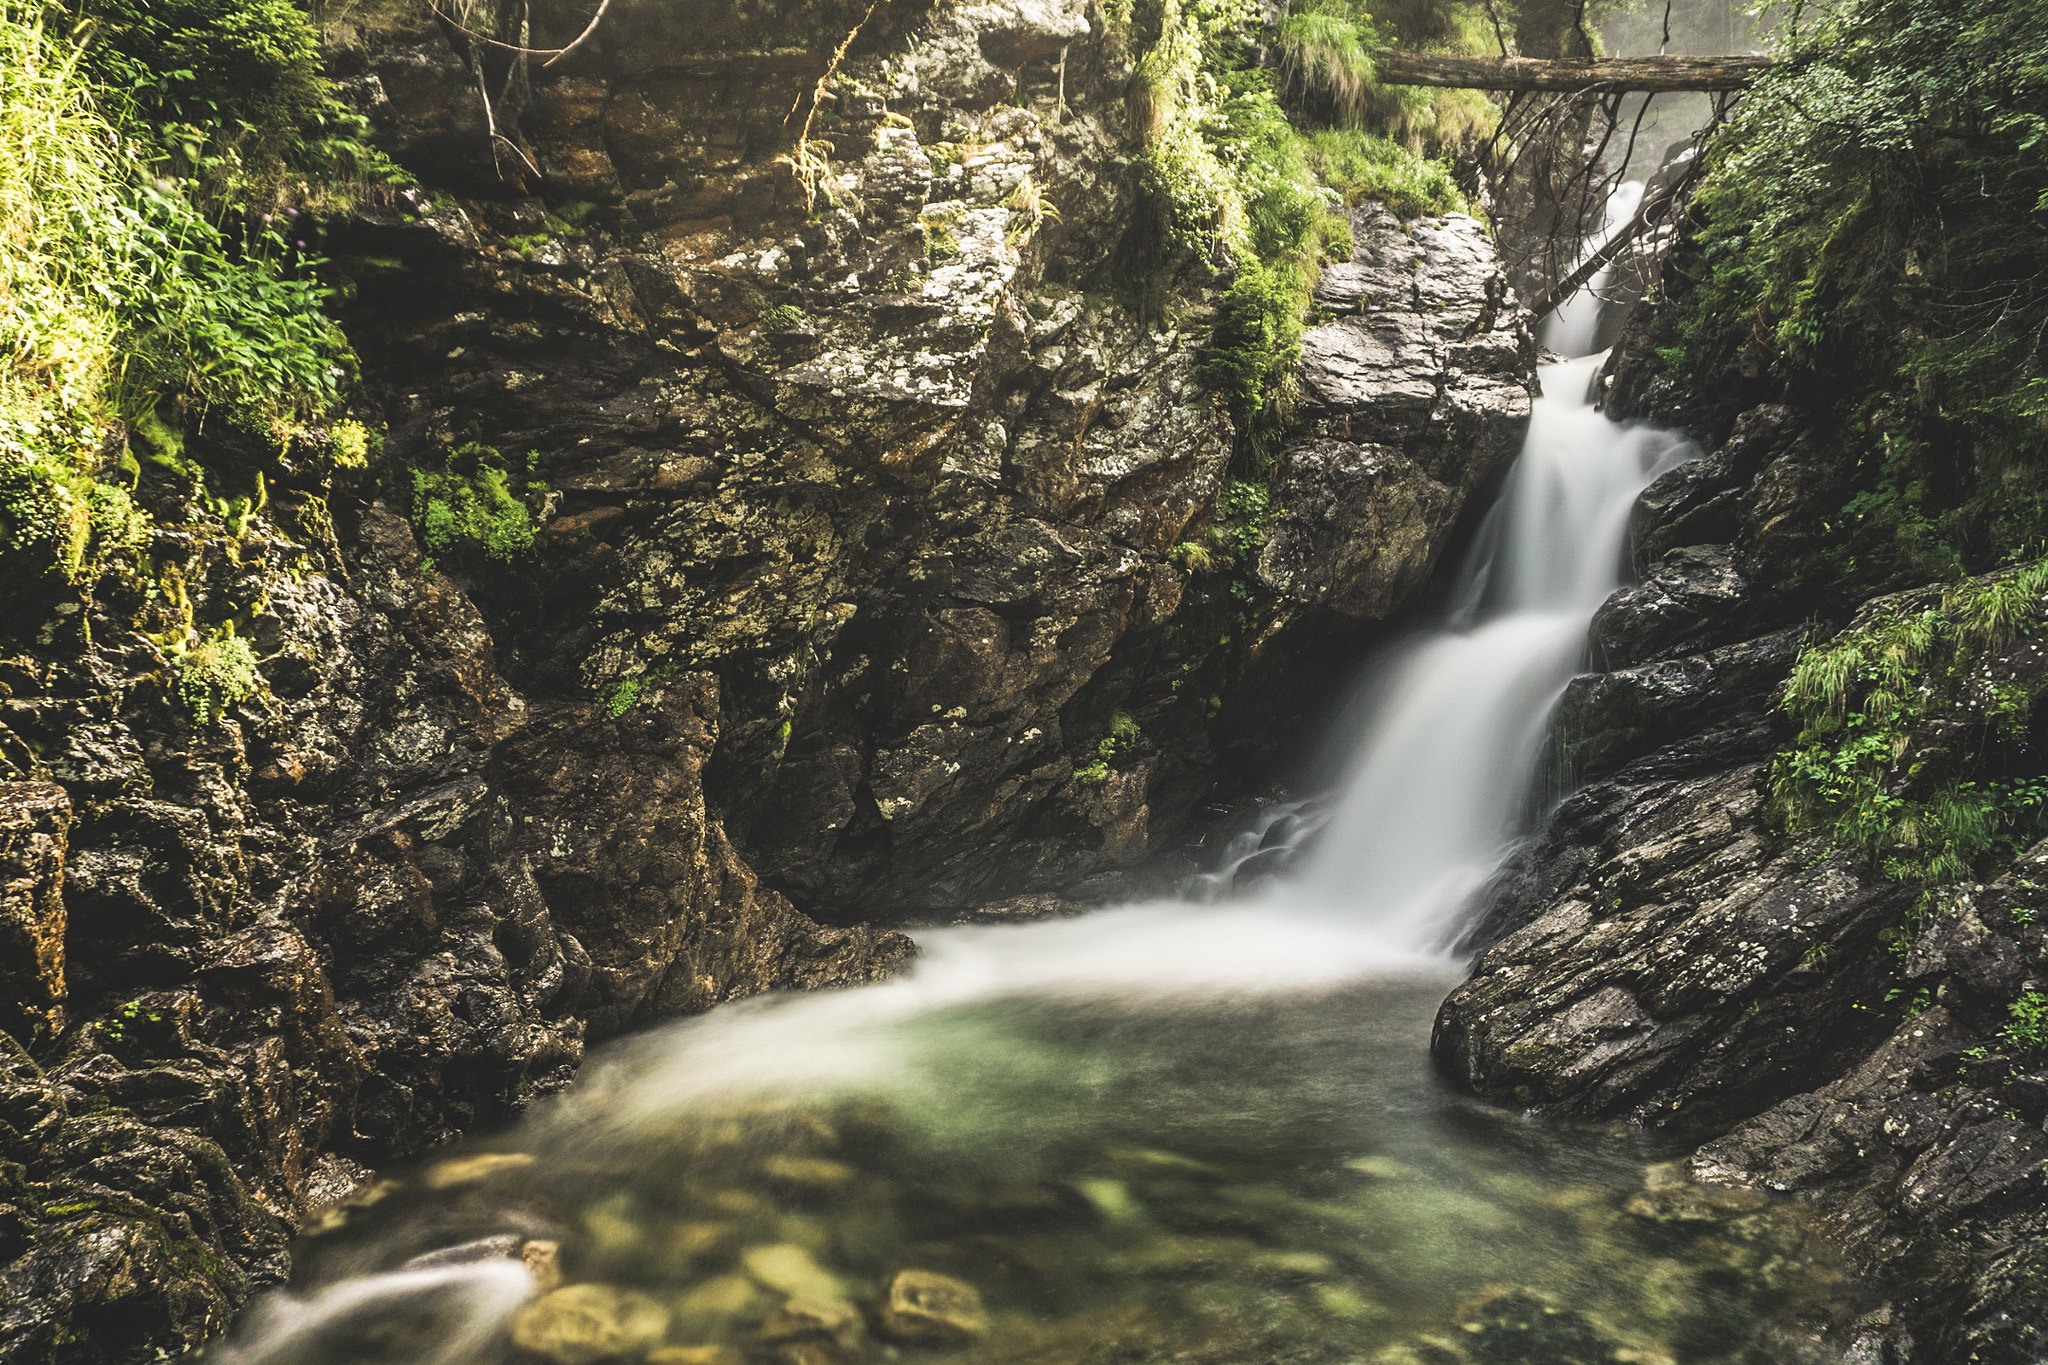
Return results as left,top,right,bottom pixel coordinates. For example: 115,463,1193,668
1372,51,1773,93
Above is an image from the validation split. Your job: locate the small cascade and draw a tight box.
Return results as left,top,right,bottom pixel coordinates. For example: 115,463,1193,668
1537,181,1647,358
1256,351,1693,945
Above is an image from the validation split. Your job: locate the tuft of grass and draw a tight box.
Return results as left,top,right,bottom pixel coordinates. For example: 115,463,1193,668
1300,128,1468,218
1772,560,2048,881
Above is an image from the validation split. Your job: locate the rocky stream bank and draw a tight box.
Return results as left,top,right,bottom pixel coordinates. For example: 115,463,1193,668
1434,288,2048,1362
0,0,1535,1355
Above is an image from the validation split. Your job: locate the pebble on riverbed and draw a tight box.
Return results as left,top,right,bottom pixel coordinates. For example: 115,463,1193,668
872,1270,989,1344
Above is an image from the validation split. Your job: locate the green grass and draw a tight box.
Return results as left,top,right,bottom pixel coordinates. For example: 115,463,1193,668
0,0,373,603
1299,128,1468,218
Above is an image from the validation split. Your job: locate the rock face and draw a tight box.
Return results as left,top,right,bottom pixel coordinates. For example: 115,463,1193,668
0,0,1536,1357
1259,209,1532,619
1435,297,2048,1362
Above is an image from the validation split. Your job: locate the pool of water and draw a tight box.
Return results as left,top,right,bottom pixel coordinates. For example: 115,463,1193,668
218,907,1862,1365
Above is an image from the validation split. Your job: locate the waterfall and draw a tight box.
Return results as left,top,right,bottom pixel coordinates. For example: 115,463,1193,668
1537,181,1646,358
1284,352,1693,945
210,222,1713,1365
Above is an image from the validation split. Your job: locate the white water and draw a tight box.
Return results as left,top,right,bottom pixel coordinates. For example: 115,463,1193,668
1538,180,1646,358
214,248,1701,1363
1289,352,1693,944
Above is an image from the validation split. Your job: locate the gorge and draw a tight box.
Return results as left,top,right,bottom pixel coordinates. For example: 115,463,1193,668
1,0,2046,1361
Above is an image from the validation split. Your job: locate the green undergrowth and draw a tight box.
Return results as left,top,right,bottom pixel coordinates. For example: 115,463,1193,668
410,442,544,571
1,0,379,616
1118,0,1483,450
1676,0,2048,594
1073,709,1142,786
1274,0,1494,152
169,622,261,726
1771,563,2048,882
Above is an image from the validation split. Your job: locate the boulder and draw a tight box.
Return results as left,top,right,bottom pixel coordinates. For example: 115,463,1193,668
510,1284,671,1365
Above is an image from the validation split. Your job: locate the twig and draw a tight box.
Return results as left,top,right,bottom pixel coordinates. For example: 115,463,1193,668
427,0,612,67
785,0,885,211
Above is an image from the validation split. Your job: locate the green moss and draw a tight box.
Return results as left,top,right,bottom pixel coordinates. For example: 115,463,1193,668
759,303,806,331
603,662,678,718
170,622,261,726
410,442,540,565
1075,709,1143,784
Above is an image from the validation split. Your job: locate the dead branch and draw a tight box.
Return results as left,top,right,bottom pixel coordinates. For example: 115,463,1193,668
1374,51,1773,93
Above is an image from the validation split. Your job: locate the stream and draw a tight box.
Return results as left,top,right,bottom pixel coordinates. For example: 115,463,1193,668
204,339,1867,1364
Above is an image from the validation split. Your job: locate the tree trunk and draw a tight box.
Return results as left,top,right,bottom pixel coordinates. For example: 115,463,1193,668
1372,51,1773,93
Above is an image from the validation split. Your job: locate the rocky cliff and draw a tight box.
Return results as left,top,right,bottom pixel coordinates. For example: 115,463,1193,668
0,0,1534,1355
1435,285,2048,1362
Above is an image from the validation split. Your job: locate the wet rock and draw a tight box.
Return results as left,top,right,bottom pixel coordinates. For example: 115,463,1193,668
1588,544,1749,670
0,781,69,1041
524,1239,564,1292
1549,627,1804,781
1281,207,1533,620
1450,1289,1629,1364
761,1294,865,1348
1435,760,1909,1127
743,1244,846,1301
872,1269,989,1344
648,1348,747,1365
676,1273,765,1325
423,1151,538,1189
1256,440,1456,620
511,1283,671,1365
761,1155,857,1195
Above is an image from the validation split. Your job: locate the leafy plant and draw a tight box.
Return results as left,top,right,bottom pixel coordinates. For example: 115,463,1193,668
170,623,261,726
1772,561,2048,880
2005,991,2048,1051
411,443,541,566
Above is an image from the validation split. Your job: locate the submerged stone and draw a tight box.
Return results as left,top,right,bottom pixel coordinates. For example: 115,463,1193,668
510,1284,672,1365
421,1151,537,1189
648,1348,746,1365
742,1244,846,1300
873,1269,989,1344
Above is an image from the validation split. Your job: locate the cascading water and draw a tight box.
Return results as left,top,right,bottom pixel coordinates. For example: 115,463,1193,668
1232,350,1694,943
1537,181,1647,358
210,271,1861,1365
